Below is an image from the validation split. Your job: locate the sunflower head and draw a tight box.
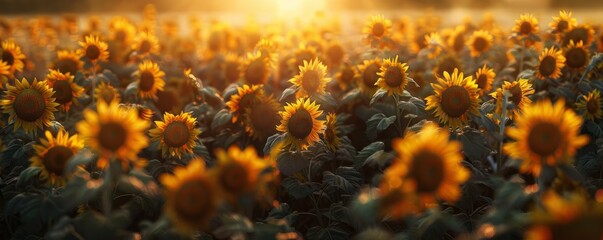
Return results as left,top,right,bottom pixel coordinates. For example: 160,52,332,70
490,79,535,120
52,50,83,76
109,17,136,44
335,63,357,90
76,100,149,165
536,47,566,80
467,30,493,57
375,56,410,96
0,60,10,87
243,94,281,141
135,60,165,100
289,58,331,97
289,44,318,73
95,81,121,104
564,40,589,71
474,64,495,95
241,52,270,85
254,38,278,66
31,130,83,186
45,70,84,112
576,90,603,121
434,54,463,77
425,68,480,130
549,10,577,34
131,31,160,55
364,15,392,39
357,58,382,95
447,26,466,53
213,146,270,203
513,13,539,37
504,99,588,176
225,84,263,123
1,78,59,134
424,32,443,59
325,41,345,67
78,35,109,63
149,112,201,158
380,122,469,215
276,98,325,150
562,24,595,47
160,160,217,234
324,113,341,152
1,40,26,76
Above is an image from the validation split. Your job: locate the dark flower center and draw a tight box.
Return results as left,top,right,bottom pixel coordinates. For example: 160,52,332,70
99,88,116,103
437,57,461,76
473,37,488,52
539,56,557,77
139,40,152,54
372,22,385,37
245,59,266,85
14,88,46,122
519,22,533,35
410,150,444,193
1,50,15,66
563,28,589,47
52,80,73,104
174,179,211,222
565,48,587,69
557,20,569,32
85,45,101,60
528,122,562,157
287,109,314,139
42,145,73,176
476,74,489,90
163,121,190,148
249,104,279,137
55,58,79,75
440,85,471,118
219,163,249,194
384,66,404,88
139,70,155,92
453,33,465,52
587,98,600,114
98,122,127,151
509,84,524,107
326,45,344,64
339,67,355,85
301,70,321,94
362,63,380,88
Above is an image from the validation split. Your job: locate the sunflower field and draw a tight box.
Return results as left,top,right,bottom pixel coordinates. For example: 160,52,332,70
1,2,603,240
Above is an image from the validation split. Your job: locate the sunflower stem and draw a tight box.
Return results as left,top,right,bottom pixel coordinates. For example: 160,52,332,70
392,94,403,136
497,90,510,174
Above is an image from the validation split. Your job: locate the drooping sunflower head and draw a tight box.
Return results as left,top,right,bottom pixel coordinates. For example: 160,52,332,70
1,78,59,134
549,10,577,34
94,81,121,104
536,47,566,80
425,68,480,130
31,130,83,186
513,13,539,36
380,122,470,212
76,100,149,163
77,35,109,63
474,64,495,96
434,54,463,77
213,146,269,203
357,58,382,94
135,60,165,100
52,50,82,76
289,58,331,97
490,79,535,120
149,112,200,158
225,84,263,123
375,56,410,96
241,52,270,85
160,160,217,234
564,40,589,71
467,30,493,57
576,90,603,121
45,70,84,112
323,113,341,152
562,24,595,47
363,15,392,39
243,94,281,141
504,99,588,176
1,40,26,76
131,31,160,55
335,62,357,90
277,98,325,150
109,17,136,44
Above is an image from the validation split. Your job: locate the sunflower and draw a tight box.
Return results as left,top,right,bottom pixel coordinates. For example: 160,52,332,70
335,63,357,90
149,112,201,158
277,98,325,150
77,35,109,63
363,15,392,39
288,45,318,73
447,26,466,53
425,68,480,130
1,78,58,134
323,113,341,152
549,10,577,34
243,94,281,141
109,17,136,45
30,129,83,186
357,58,382,94
1,40,26,76
474,65,495,96
535,47,566,80
380,122,470,214
121,103,154,121
564,40,589,71
44,70,84,112
131,31,160,55
576,90,603,121
467,30,493,57
562,24,595,47
76,100,149,167
423,32,443,59
213,146,269,203
94,81,121,103
135,60,165,100
160,159,217,234
289,58,331,97
434,54,463,77
254,38,278,66
490,79,535,120
225,84,263,123
325,41,345,67
375,56,410,96
51,50,83,75
504,99,588,176
241,52,270,85
0,61,9,87
512,13,539,37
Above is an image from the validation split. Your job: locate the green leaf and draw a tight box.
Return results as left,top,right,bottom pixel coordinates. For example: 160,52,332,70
306,224,349,240
277,151,308,176
323,169,361,194
280,85,299,101
354,141,384,169
211,109,233,130
16,167,41,188
370,89,388,105
340,89,361,106
459,129,493,163
398,100,418,115
281,177,319,199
